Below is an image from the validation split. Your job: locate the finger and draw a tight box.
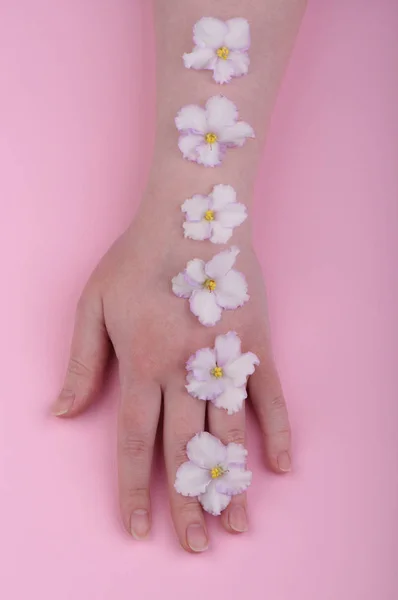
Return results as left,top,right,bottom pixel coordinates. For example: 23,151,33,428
118,374,161,540
249,360,291,473
208,403,248,534
164,382,208,553
52,288,109,417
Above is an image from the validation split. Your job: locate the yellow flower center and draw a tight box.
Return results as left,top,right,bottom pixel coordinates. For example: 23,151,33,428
204,278,217,292
210,465,225,479
204,210,215,221
211,366,224,379
216,46,230,60
205,132,218,145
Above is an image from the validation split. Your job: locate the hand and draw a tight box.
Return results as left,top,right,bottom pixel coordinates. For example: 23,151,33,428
51,198,291,553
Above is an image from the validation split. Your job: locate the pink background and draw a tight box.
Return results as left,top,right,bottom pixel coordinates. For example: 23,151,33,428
1,1,397,598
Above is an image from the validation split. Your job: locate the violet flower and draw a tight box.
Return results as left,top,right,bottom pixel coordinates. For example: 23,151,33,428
172,247,248,326
175,432,252,516
175,95,254,167
186,332,259,414
182,184,247,244
183,17,250,84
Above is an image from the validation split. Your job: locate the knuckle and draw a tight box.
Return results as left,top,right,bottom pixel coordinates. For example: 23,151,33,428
173,437,190,468
67,357,92,379
269,394,287,412
131,352,158,381
225,427,245,446
124,486,149,502
176,497,201,517
266,427,291,442
120,434,149,460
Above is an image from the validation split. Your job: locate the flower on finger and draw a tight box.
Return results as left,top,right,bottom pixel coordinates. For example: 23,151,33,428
174,432,252,516
171,247,248,327
182,184,247,244
186,332,259,414
175,95,254,167
183,17,250,84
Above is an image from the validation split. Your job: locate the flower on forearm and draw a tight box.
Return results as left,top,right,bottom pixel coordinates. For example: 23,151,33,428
186,332,259,414
175,432,252,516
183,17,250,84
171,247,248,326
175,95,254,167
182,184,247,244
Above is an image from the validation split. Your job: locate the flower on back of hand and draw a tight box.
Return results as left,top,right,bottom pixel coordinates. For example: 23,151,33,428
183,17,250,84
186,332,259,414
175,95,254,167
182,184,247,244
171,247,248,326
175,432,252,515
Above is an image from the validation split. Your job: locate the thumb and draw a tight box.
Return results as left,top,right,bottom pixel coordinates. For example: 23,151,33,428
51,288,109,417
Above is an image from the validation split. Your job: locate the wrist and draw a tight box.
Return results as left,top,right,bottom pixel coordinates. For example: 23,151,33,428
142,147,257,213
129,174,253,263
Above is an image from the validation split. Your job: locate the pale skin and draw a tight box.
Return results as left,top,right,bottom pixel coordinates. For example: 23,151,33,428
52,0,307,552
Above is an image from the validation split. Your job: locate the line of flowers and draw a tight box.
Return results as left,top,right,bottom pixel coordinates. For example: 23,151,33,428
172,17,256,515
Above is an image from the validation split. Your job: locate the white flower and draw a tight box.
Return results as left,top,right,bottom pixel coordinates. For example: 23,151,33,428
175,95,255,167
186,332,259,414
182,184,247,244
171,247,248,327
183,17,250,84
175,432,252,516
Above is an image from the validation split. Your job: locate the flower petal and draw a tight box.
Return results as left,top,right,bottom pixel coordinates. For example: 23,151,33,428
187,369,210,383
215,331,242,367
205,246,239,279
187,431,227,468
212,382,247,415
225,442,248,467
171,272,195,298
187,347,217,372
189,289,222,326
175,105,207,133
182,195,210,221
224,352,260,387
210,184,237,211
218,121,255,147
186,377,224,401
185,258,206,284
216,466,252,495
209,222,233,244
214,269,249,309
216,203,247,228
205,95,238,131
213,58,235,84
174,461,211,496
199,480,231,516
224,18,250,50
183,221,211,241
183,47,215,69
178,134,202,161
193,17,228,49
228,50,250,76
197,141,222,167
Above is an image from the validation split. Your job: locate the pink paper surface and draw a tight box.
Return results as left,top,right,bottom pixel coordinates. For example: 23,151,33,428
1,1,397,599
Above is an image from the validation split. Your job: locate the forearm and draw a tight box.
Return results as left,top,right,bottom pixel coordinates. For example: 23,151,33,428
145,0,306,217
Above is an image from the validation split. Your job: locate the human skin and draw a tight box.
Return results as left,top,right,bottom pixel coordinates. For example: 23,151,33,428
52,0,307,553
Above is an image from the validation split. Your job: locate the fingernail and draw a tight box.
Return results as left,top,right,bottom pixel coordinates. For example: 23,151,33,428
186,524,208,552
229,505,248,533
277,451,291,472
130,509,150,540
51,390,75,416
